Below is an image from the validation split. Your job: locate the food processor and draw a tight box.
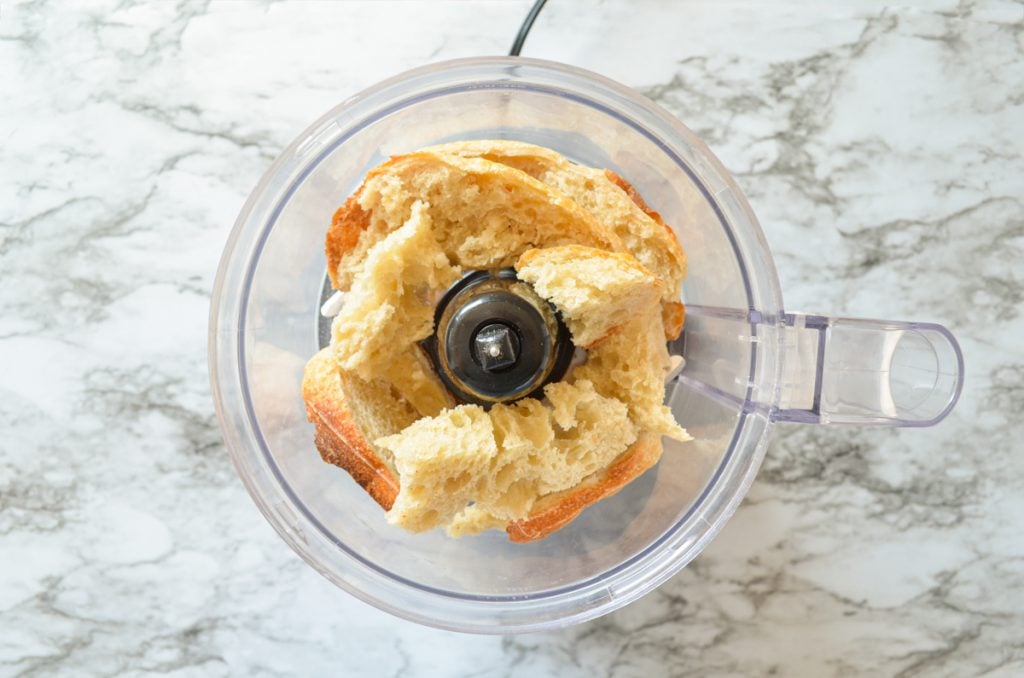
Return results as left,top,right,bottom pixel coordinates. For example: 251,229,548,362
208,57,964,632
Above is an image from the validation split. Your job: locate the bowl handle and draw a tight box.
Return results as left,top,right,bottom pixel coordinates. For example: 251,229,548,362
772,313,964,427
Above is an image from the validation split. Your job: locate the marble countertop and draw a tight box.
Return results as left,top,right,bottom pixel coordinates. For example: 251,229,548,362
2,0,1022,675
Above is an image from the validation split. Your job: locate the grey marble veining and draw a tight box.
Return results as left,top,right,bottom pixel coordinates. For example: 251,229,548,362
2,0,1022,675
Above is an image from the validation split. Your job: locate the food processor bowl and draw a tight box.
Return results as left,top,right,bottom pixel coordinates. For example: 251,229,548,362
209,57,963,632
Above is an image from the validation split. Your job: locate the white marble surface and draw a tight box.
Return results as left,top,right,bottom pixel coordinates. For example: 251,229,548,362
2,0,1023,675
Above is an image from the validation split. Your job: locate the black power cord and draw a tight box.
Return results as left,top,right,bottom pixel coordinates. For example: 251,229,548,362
509,0,548,56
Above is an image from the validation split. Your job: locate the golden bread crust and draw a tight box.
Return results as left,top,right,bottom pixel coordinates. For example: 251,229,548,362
603,169,663,224
302,349,399,510
326,193,371,291
662,300,686,341
602,169,687,340
603,168,688,280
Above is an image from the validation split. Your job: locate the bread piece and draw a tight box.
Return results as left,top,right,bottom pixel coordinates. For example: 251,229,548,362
425,141,687,310
447,432,663,541
600,168,687,341
477,397,555,522
516,244,663,347
574,308,692,442
376,380,637,533
302,348,415,509
330,201,458,416
506,432,663,543
491,380,637,498
381,405,499,533
540,380,639,488
512,242,688,441
326,151,624,291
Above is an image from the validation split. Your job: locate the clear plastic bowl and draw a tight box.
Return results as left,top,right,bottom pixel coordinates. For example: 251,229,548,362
209,57,963,633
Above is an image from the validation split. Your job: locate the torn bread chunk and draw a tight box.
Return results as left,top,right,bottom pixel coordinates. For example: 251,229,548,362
377,380,637,533
450,432,665,542
302,348,415,508
574,308,691,442
330,201,458,416
425,140,687,313
506,432,664,543
327,151,624,291
516,244,663,348
381,405,498,533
